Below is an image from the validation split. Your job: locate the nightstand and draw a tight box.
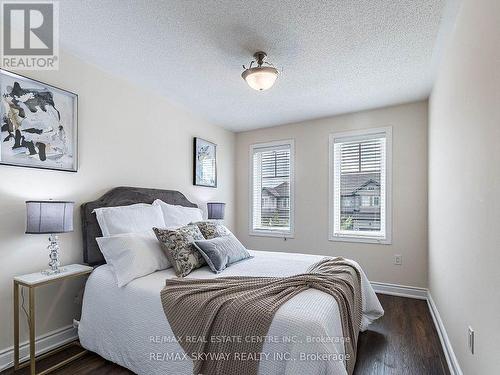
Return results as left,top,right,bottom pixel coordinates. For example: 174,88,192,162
13,264,93,375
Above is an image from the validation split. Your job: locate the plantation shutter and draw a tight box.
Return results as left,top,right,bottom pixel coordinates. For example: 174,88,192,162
332,132,387,239
252,143,292,234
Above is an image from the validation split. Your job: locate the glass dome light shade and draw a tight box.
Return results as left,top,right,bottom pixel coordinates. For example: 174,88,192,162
241,66,279,91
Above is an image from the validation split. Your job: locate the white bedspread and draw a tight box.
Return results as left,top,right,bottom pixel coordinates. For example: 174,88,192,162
79,250,383,375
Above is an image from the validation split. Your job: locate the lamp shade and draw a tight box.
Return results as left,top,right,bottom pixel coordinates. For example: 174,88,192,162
207,202,225,220
26,201,74,234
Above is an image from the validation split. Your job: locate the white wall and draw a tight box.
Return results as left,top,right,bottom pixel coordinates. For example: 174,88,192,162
235,101,428,287
428,0,500,373
0,51,235,354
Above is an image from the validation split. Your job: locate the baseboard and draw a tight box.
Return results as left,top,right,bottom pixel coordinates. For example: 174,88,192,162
427,292,463,375
370,281,428,299
0,324,78,371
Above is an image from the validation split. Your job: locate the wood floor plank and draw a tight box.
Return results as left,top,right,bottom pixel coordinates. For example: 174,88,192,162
2,294,449,375
354,294,450,375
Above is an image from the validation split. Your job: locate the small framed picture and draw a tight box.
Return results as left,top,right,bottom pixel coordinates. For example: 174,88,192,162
0,69,78,172
193,137,217,187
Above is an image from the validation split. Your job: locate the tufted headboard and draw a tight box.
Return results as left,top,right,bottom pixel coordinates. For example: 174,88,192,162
81,186,198,266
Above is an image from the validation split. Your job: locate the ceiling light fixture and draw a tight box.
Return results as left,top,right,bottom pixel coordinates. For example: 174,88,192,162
241,51,279,91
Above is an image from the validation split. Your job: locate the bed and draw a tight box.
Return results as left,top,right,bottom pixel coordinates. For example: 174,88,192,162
78,187,384,375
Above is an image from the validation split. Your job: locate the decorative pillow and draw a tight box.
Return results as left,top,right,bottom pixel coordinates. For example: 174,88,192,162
192,220,231,240
153,225,206,277
96,231,170,287
193,234,252,273
93,203,165,236
153,199,203,228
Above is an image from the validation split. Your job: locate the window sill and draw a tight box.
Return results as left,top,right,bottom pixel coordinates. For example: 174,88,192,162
328,235,391,245
249,230,294,239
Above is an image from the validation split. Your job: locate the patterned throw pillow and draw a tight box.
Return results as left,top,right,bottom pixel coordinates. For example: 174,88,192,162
153,225,206,277
192,221,230,240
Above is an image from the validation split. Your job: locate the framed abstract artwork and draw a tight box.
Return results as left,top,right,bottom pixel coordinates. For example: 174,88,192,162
0,69,78,172
193,137,217,187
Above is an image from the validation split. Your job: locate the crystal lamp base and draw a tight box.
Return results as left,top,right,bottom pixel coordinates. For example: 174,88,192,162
41,234,67,275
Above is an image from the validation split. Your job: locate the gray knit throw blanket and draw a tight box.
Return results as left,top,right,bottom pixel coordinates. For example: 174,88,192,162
160,257,362,375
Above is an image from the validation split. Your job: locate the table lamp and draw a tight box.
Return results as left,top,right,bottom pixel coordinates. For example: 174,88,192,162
26,200,74,275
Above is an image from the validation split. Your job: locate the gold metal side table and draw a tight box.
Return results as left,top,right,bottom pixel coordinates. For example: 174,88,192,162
13,264,93,375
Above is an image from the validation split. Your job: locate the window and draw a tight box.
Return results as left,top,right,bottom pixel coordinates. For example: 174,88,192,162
280,197,290,209
361,196,371,207
250,140,294,237
329,127,392,243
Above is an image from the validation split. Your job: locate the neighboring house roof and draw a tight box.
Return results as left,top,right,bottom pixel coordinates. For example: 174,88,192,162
274,182,289,197
351,179,380,195
262,182,289,198
263,187,280,197
341,173,380,197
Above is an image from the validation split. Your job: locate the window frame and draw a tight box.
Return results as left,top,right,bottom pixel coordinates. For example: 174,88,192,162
249,139,295,238
328,127,392,244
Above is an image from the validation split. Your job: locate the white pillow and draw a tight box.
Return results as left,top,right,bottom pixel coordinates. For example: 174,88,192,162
94,203,165,236
96,231,170,287
153,199,203,228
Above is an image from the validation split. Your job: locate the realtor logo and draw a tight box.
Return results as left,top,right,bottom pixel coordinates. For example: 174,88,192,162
1,1,59,70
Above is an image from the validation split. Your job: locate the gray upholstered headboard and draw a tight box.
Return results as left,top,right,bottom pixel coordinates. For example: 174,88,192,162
81,186,198,266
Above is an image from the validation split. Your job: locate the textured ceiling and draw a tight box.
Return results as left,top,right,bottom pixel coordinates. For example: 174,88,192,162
59,0,460,132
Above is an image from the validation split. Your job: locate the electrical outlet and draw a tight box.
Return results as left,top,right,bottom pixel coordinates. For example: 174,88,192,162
394,254,402,265
468,326,475,354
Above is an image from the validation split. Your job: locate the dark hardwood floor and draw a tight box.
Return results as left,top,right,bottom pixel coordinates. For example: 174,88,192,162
2,294,449,375
354,294,449,375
